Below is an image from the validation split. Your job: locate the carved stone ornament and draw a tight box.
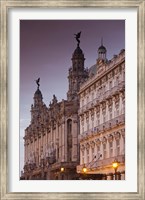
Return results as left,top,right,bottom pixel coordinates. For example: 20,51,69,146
121,129,125,137
114,67,119,75
95,138,101,146
96,105,100,113
80,144,85,151
102,136,107,144
114,131,120,140
108,134,113,142
86,142,90,150
90,141,95,148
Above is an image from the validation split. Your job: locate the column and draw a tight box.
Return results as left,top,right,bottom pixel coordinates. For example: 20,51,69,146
121,172,125,180
113,136,116,157
84,147,87,164
106,140,109,158
112,97,115,118
100,105,103,124
106,173,113,180
119,94,123,114
120,133,125,155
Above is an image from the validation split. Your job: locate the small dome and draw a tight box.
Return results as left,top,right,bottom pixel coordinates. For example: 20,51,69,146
98,45,107,53
72,46,84,60
34,88,42,99
73,46,83,55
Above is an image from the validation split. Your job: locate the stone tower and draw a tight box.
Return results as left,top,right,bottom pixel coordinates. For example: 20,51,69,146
67,33,88,101
97,38,107,63
31,87,48,124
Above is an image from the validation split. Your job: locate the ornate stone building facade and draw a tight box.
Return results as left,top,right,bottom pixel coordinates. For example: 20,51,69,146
21,35,125,180
77,44,125,180
21,40,88,180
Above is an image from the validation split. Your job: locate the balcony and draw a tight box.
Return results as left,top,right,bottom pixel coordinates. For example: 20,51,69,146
79,80,125,115
79,114,125,141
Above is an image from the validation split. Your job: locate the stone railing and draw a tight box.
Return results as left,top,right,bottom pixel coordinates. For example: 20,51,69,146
79,114,125,141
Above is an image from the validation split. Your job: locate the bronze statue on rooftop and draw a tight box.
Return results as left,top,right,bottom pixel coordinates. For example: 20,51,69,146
74,31,81,47
35,77,40,89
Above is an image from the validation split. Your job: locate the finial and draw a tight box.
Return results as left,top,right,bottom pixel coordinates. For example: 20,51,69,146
74,31,81,47
101,37,103,46
35,78,40,89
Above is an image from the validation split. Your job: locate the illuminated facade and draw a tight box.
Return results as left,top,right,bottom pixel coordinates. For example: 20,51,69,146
21,37,125,180
21,43,88,180
77,45,125,180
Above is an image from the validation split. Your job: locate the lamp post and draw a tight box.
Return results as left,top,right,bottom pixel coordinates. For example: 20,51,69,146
60,167,64,173
59,166,65,180
82,164,87,174
112,159,119,180
81,154,102,179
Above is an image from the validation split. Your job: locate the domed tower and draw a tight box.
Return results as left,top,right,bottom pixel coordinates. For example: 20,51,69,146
33,88,43,106
30,78,46,123
97,38,107,63
67,32,88,101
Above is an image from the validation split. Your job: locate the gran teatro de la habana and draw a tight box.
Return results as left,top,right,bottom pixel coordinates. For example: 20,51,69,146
21,33,125,180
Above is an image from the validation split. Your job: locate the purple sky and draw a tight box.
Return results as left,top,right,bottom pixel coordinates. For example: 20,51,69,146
20,20,125,171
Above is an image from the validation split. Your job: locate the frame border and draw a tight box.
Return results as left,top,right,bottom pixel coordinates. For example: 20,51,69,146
0,0,144,200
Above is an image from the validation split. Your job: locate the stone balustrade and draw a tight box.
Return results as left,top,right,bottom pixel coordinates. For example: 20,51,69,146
79,114,125,141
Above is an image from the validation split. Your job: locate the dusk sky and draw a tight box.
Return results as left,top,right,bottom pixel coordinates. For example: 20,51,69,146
20,20,125,172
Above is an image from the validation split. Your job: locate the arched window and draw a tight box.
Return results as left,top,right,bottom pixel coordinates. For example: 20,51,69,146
67,119,72,161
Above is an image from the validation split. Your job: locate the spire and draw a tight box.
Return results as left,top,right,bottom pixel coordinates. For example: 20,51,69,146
67,33,88,101
101,37,103,46
97,38,107,62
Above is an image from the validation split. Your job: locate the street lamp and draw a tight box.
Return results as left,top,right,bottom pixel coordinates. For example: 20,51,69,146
82,154,102,175
82,164,87,173
112,159,119,180
60,167,65,172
